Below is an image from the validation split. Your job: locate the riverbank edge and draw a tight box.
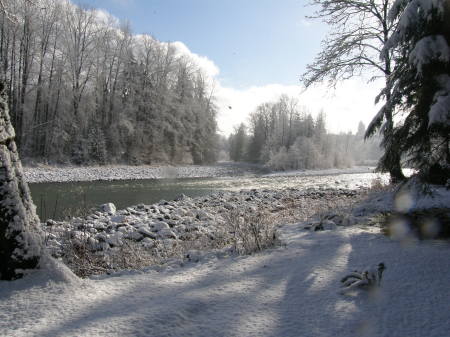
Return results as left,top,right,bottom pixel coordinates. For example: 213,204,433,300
24,163,375,184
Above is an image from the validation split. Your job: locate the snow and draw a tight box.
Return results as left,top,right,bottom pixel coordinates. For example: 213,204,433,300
388,0,445,47
1,223,449,337
262,166,378,178
40,188,362,267
353,181,450,217
429,74,450,126
409,35,450,75
99,203,116,215
23,163,267,183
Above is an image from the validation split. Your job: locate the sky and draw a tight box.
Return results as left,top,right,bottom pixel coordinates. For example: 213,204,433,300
84,0,383,135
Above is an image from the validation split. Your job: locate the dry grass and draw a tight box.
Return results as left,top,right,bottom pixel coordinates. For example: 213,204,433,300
52,190,374,277
223,210,280,255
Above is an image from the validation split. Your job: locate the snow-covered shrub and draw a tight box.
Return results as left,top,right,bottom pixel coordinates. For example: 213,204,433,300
61,233,159,277
267,147,290,171
224,210,280,255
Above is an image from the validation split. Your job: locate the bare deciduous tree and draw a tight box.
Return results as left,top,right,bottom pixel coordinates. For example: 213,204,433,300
302,0,405,182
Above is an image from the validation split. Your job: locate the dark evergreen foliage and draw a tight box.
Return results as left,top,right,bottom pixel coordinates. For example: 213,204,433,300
380,0,450,184
0,82,43,280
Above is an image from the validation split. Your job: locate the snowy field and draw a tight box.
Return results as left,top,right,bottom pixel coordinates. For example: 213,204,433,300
1,223,449,337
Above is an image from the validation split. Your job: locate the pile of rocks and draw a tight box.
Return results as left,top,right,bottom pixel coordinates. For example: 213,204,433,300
42,188,364,270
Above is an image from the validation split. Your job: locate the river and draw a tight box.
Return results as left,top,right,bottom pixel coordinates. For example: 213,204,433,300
29,168,387,221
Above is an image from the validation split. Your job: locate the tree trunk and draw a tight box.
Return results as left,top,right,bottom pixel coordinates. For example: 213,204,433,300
0,83,43,280
383,90,406,183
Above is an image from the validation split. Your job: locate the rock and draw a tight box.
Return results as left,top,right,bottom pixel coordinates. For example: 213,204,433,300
100,203,116,215
110,215,127,224
107,232,123,247
151,222,170,232
130,209,146,216
167,219,178,227
126,231,143,241
46,233,58,240
87,237,101,251
46,219,58,227
96,232,107,242
142,237,155,248
196,210,212,221
94,222,106,231
224,202,236,210
159,229,177,239
174,194,188,201
138,227,157,239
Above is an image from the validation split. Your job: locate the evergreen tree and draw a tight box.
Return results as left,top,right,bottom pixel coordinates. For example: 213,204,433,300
381,0,450,184
229,123,248,162
0,83,43,280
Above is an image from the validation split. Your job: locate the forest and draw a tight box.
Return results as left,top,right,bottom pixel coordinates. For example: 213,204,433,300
0,0,218,165
1,0,385,171
228,95,381,170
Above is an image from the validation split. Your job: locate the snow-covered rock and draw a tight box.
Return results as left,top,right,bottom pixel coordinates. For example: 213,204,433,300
100,203,116,215
110,215,127,224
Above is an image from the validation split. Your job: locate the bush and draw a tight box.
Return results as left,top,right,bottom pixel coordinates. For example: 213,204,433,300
223,210,280,255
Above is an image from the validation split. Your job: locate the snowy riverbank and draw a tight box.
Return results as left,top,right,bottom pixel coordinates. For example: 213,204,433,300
23,163,376,183
2,180,450,336
1,186,449,337
23,163,267,183
42,188,364,277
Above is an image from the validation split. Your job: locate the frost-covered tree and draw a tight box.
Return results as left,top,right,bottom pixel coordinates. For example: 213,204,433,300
0,0,219,165
230,95,380,170
229,123,248,162
382,0,450,184
0,82,43,280
303,0,405,182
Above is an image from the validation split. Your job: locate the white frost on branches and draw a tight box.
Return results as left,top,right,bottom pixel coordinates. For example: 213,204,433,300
409,35,450,75
388,0,445,48
390,0,445,37
429,75,450,126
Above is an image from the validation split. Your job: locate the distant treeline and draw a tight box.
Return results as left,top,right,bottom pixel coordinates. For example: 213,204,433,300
0,0,218,165
228,96,381,170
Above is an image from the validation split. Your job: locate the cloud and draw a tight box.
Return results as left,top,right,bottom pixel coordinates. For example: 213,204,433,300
170,42,383,137
214,84,302,134
215,79,383,136
93,8,120,26
169,41,220,79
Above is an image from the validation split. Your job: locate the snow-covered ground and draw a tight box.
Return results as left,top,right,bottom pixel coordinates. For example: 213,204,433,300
23,163,376,184
23,163,267,183
1,223,449,337
40,188,362,275
2,180,449,337
262,166,378,178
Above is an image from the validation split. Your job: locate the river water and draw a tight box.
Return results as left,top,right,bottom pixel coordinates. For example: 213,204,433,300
30,171,386,221
29,170,386,221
